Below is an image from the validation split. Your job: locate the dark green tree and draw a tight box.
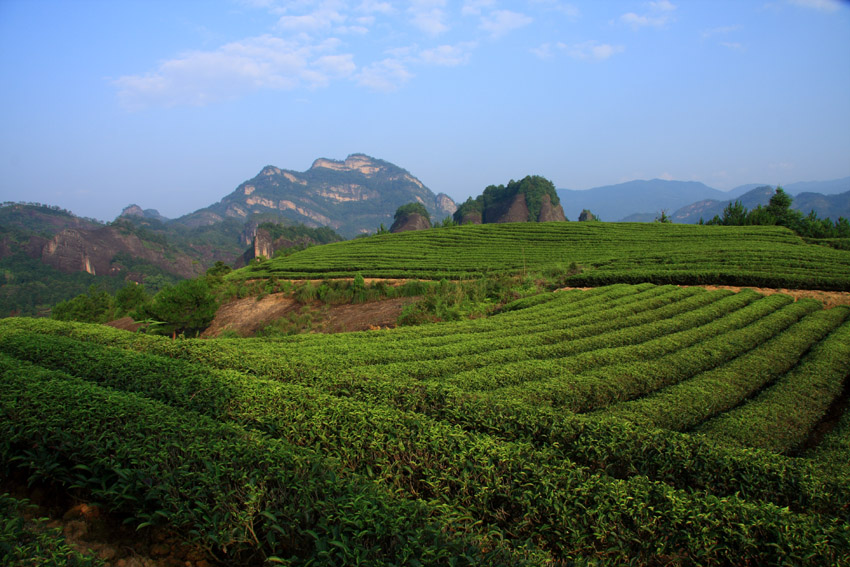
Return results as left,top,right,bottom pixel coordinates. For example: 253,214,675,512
453,197,483,224
655,210,672,223
114,283,150,317
206,261,232,278
139,278,219,338
52,285,114,323
766,187,793,220
707,200,749,226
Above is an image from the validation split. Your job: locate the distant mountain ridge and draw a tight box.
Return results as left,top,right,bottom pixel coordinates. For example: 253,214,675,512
177,154,456,238
558,177,850,222
670,186,850,224
558,180,726,222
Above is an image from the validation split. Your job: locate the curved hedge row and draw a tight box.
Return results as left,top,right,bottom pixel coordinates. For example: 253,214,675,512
3,284,850,564
1,336,848,565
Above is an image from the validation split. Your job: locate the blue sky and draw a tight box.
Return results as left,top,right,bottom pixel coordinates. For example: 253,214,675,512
1,0,848,221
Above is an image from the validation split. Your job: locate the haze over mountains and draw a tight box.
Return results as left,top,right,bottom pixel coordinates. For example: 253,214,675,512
557,177,850,222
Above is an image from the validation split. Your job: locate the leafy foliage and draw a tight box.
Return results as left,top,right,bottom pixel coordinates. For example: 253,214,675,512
136,278,218,337
393,202,430,222
52,285,115,323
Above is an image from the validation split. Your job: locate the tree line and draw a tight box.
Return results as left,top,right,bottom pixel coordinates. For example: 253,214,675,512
703,187,850,239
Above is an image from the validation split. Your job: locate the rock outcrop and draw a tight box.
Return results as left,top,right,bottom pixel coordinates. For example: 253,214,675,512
454,176,566,225
434,193,457,219
491,193,530,223
538,194,566,222
119,204,169,223
235,225,343,267
578,209,596,222
389,213,431,233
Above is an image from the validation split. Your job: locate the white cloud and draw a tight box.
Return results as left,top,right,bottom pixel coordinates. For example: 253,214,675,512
356,58,413,91
462,0,495,16
720,41,745,51
787,0,841,12
531,42,556,58
621,1,677,29
480,9,533,38
419,42,477,66
530,0,580,19
533,40,624,61
357,0,394,15
113,35,353,109
409,0,449,35
314,53,356,77
649,0,676,12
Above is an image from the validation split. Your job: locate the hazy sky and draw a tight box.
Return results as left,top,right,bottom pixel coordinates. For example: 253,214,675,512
1,0,848,221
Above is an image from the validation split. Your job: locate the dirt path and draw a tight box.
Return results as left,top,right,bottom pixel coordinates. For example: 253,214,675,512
694,285,850,309
558,285,850,309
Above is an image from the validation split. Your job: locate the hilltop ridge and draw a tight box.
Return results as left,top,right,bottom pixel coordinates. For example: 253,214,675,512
177,153,456,238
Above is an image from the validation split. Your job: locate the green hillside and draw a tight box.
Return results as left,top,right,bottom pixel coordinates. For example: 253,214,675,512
2,284,849,565
238,221,850,290
4,220,850,565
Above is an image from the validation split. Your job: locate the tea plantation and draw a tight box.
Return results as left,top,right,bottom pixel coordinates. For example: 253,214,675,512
240,222,850,290
2,222,850,565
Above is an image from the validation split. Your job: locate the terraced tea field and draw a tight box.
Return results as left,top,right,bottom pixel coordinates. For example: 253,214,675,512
2,282,849,565
240,222,850,290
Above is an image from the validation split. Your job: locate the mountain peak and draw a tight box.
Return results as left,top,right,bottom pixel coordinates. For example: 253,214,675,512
120,204,145,217
118,204,168,222
180,153,455,238
310,154,386,176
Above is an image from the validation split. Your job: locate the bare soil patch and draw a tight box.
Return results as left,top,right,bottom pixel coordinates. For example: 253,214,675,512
105,317,144,332
201,294,418,338
202,293,298,337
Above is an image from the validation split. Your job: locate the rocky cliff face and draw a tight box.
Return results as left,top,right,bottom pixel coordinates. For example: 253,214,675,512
538,194,566,222
490,193,530,223
181,154,456,238
389,213,432,233
434,193,457,218
41,226,204,279
236,226,341,267
236,227,274,267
